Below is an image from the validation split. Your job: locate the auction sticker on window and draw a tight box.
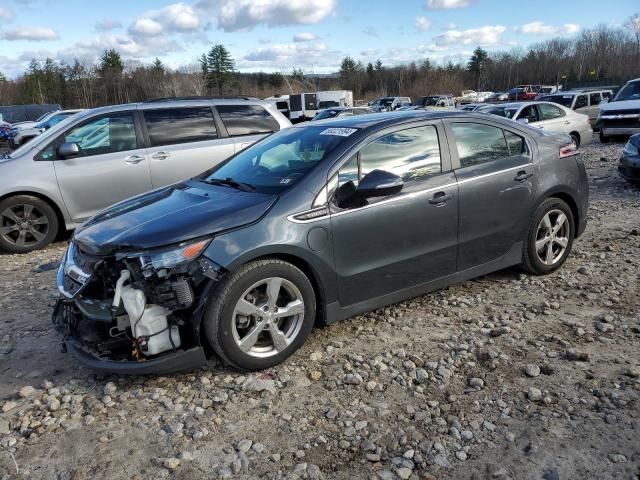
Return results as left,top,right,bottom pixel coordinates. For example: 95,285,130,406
320,127,358,137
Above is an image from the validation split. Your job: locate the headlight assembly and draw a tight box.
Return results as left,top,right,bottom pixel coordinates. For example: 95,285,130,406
128,238,211,271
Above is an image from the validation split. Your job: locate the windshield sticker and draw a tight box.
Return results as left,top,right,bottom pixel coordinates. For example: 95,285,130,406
279,178,293,184
320,127,358,137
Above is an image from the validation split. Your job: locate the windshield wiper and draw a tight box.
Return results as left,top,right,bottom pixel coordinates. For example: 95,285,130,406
205,177,256,192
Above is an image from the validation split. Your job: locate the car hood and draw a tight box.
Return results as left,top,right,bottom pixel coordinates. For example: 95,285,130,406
73,180,278,256
600,100,640,112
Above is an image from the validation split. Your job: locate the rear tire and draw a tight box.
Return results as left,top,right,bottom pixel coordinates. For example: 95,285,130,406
0,195,59,253
203,259,316,371
522,198,575,275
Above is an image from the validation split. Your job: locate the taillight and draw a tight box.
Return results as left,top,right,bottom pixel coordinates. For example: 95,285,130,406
559,144,579,158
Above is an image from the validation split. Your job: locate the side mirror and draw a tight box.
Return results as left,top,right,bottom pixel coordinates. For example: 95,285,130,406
517,118,529,125
357,169,403,198
58,142,81,158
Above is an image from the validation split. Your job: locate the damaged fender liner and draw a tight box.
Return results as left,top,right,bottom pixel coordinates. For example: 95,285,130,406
63,337,207,375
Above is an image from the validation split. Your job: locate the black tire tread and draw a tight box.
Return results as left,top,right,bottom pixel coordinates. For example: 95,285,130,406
0,195,59,254
522,197,574,275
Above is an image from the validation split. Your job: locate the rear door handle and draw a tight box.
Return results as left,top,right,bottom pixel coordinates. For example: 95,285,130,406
151,151,170,160
514,171,533,182
429,191,454,205
125,155,144,165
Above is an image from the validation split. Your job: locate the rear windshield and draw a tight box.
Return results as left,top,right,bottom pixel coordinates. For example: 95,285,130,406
509,88,524,95
540,95,573,107
200,126,354,194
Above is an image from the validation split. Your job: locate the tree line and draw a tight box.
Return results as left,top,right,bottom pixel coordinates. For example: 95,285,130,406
0,15,638,109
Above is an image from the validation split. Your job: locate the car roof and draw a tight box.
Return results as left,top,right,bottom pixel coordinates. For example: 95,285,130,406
295,109,528,131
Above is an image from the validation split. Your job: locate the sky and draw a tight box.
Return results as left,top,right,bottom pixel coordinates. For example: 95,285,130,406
0,0,638,78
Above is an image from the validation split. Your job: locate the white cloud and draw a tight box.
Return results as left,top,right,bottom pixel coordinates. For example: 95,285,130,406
130,2,200,37
241,41,337,70
95,19,123,32
130,18,164,36
435,25,506,46
218,0,336,32
0,6,13,21
361,48,380,57
59,33,183,63
426,0,473,9
293,32,317,42
415,16,431,32
2,26,58,41
516,21,581,36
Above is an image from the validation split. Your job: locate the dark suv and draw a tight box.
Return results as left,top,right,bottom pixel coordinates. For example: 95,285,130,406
54,111,589,373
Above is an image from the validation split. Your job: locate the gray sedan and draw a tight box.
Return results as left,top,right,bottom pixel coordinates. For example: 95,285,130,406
54,110,589,372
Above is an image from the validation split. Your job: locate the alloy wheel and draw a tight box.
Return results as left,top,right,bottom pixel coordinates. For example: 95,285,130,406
535,209,569,266
231,277,305,358
0,204,50,249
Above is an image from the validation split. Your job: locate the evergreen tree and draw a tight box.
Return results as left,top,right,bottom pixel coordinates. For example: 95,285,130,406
203,44,235,95
269,72,284,88
0,71,6,83
151,57,166,76
467,46,490,90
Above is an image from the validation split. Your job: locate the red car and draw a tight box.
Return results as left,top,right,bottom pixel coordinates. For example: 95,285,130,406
508,85,541,101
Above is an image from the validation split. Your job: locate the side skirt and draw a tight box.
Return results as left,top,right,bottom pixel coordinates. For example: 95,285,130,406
324,242,523,325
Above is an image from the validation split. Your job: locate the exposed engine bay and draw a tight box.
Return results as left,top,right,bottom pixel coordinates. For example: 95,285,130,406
53,241,223,368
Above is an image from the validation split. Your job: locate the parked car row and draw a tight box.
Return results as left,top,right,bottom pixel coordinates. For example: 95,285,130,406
8,109,85,148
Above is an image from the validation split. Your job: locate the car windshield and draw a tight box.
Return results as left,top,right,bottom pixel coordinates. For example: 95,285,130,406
199,126,354,194
540,95,573,107
313,109,340,120
509,88,524,95
613,81,640,102
481,106,519,118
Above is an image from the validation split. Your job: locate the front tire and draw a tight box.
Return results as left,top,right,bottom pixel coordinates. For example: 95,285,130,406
570,133,580,148
0,195,59,253
522,198,575,275
599,130,609,143
203,259,316,371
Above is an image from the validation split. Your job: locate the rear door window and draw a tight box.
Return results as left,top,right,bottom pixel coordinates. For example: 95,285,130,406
539,103,565,120
451,123,510,168
589,92,602,105
216,104,280,137
574,95,588,109
143,107,217,147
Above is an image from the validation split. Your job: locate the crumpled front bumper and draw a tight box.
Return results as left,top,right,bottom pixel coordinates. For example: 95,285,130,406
52,298,208,375
63,336,207,375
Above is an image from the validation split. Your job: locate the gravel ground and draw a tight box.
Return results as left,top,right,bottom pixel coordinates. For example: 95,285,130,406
0,140,638,480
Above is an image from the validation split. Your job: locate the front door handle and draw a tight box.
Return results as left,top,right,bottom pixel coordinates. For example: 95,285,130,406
429,191,454,205
514,171,533,182
151,151,170,160
125,155,144,164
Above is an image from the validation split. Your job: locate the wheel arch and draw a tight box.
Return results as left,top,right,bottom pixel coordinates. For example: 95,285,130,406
245,252,328,326
0,190,69,238
545,190,580,238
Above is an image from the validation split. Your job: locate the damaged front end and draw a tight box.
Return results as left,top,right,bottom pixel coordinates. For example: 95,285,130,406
53,239,224,374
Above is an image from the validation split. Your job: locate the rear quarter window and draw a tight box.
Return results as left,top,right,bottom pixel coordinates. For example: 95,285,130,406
217,104,280,137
